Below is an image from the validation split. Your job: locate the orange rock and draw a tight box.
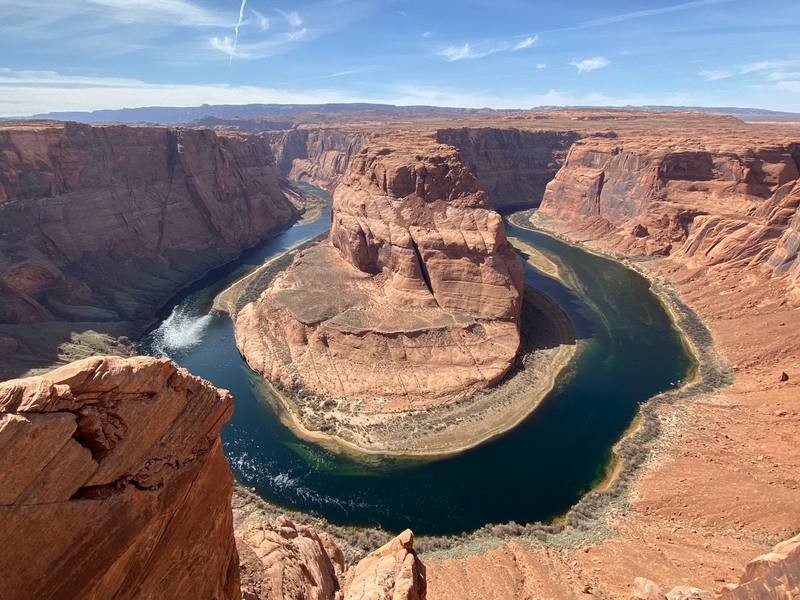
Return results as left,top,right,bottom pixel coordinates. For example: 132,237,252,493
236,137,523,415
633,577,667,600
718,533,800,599
238,516,341,600
342,529,426,600
0,356,238,600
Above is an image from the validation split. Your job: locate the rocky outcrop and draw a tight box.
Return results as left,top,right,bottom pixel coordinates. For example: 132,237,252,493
342,529,426,600
265,128,368,190
238,516,342,600
0,356,238,600
237,516,425,600
235,137,524,428
538,136,800,294
0,121,298,377
718,533,800,600
436,127,580,207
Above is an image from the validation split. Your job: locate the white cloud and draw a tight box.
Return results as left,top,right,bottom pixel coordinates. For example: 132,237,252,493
769,71,800,81
210,36,236,57
251,9,270,31
439,34,537,62
570,56,610,72
79,0,229,27
0,69,364,116
570,0,732,29
278,9,303,29
513,35,538,51
535,63,547,69
440,43,493,61
699,60,777,81
774,80,800,94
422,31,433,39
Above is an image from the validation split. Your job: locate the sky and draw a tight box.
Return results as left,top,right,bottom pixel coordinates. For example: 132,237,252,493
1,0,799,116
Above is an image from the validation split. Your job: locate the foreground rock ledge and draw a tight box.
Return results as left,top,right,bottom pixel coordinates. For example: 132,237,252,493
0,356,238,600
235,136,524,428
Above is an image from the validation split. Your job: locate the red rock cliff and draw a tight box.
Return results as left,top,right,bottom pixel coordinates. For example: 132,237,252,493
435,127,581,207
265,127,368,190
538,135,800,296
0,356,238,600
0,121,298,377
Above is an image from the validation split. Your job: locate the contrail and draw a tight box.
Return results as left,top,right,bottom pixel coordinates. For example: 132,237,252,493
230,0,247,64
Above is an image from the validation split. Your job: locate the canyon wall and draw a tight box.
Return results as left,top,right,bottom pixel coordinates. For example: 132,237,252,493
538,136,800,295
436,127,581,207
0,121,298,377
265,127,368,190
236,136,524,424
0,356,238,600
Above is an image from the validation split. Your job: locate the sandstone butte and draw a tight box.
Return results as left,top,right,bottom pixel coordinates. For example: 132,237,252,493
0,355,426,600
234,135,525,427
1,110,800,599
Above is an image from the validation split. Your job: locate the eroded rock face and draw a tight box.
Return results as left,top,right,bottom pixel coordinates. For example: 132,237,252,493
0,121,298,377
0,356,238,600
266,128,368,190
436,127,581,207
237,516,425,600
238,516,341,600
538,137,800,287
235,138,524,415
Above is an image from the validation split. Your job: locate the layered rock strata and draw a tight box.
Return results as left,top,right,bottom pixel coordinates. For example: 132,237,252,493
538,136,800,296
0,121,298,378
0,356,238,600
235,137,524,422
265,127,368,190
436,127,581,207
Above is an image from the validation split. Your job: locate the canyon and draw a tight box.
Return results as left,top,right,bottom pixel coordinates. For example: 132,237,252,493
1,109,799,599
0,120,299,379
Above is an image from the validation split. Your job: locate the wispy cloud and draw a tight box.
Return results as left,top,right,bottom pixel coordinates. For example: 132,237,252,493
251,9,269,31
699,59,791,81
209,5,307,59
536,63,547,70
0,68,364,116
80,0,229,27
513,35,538,51
278,9,303,29
438,34,537,61
570,56,610,72
568,0,733,30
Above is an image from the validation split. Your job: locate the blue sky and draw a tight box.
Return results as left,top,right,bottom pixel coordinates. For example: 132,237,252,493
1,0,799,116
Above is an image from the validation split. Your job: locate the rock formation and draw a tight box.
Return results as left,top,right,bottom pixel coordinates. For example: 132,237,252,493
265,127,368,190
435,127,580,207
0,356,238,600
718,533,800,599
538,135,800,292
237,516,425,600
0,121,299,378
342,529,426,600
235,136,524,423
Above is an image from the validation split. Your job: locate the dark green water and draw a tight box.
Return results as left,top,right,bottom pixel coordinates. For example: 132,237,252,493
139,184,694,536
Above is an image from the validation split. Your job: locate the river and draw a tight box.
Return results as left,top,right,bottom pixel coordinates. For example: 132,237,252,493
139,183,694,536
